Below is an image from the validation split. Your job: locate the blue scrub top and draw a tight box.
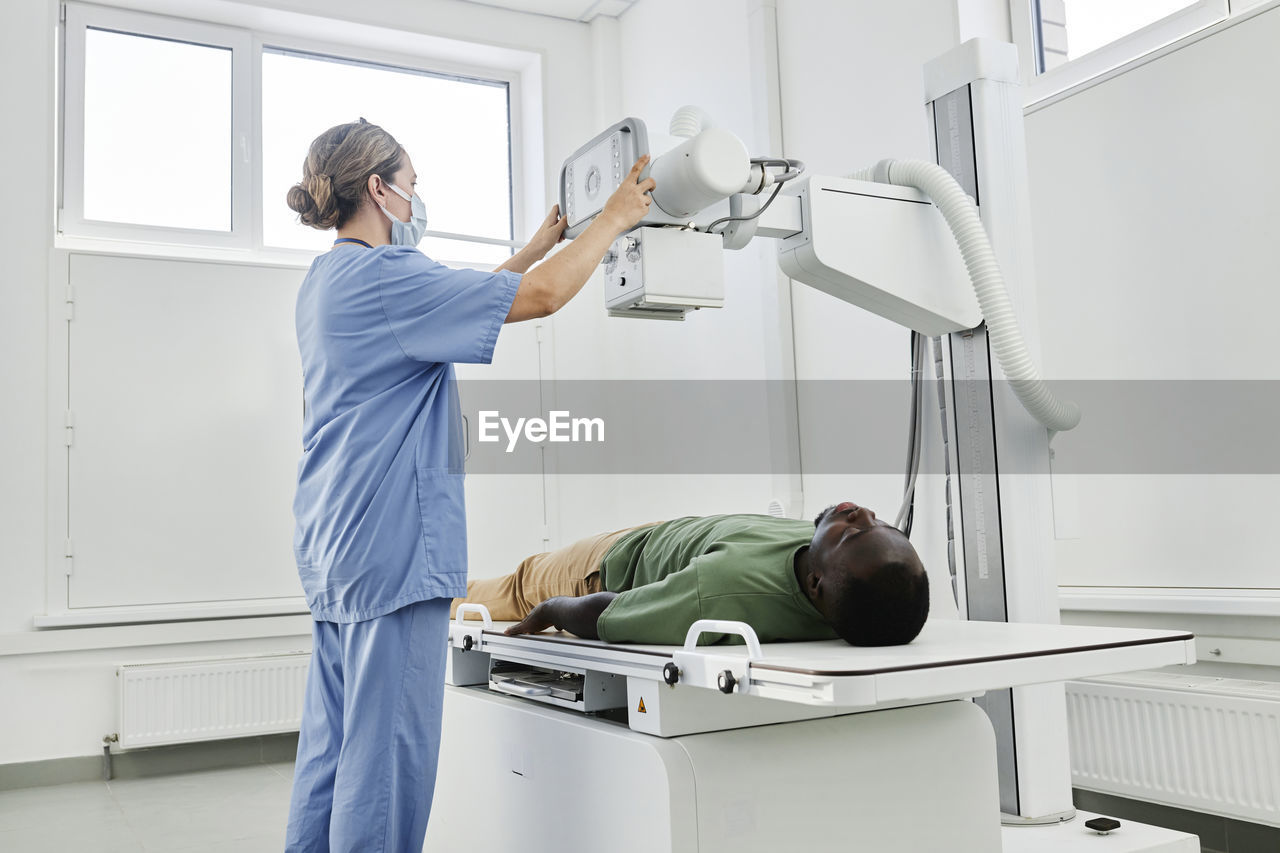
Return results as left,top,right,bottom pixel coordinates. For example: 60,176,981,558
293,244,521,622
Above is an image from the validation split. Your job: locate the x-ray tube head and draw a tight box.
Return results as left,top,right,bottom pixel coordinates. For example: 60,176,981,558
648,127,750,218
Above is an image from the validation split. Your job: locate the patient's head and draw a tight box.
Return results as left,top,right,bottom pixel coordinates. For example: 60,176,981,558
798,502,930,646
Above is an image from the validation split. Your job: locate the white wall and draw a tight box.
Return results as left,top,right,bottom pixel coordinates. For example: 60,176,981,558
775,0,964,613
1022,4,1280,643
545,0,791,542
0,0,59,659
0,0,597,765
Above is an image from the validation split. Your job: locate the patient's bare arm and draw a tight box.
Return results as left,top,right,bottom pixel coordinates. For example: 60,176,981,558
504,592,618,640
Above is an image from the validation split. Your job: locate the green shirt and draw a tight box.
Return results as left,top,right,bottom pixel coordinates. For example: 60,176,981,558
595,514,837,645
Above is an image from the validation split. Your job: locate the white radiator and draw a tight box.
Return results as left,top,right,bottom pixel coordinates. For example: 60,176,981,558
1067,672,1280,827
117,652,310,749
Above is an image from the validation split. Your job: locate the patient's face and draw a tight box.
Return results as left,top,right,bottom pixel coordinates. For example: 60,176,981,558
809,502,922,583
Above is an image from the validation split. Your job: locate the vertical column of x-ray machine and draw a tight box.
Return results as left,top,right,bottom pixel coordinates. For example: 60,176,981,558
925,39,1074,825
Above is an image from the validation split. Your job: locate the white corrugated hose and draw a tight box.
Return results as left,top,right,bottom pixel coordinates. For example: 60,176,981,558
849,159,1081,433
668,105,713,138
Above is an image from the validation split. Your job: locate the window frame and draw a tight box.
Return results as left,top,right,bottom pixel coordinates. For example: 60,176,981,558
1011,0,1230,105
61,2,254,247
59,1,527,263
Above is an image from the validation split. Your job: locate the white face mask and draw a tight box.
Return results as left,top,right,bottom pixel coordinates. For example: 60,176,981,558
380,182,428,247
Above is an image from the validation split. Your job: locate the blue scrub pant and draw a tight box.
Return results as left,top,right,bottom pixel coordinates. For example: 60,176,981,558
285,598,450,853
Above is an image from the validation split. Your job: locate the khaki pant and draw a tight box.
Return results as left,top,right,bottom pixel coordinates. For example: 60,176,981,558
451,524,658,621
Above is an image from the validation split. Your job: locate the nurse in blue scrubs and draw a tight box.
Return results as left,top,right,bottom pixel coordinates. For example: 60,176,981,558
282,118,654,852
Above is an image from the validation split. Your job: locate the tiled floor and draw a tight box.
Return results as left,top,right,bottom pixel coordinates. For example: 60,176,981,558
0,762,295,852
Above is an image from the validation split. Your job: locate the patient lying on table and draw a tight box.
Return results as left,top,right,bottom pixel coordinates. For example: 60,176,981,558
452,502,929,647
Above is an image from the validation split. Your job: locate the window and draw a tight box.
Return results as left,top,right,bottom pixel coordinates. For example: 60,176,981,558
1014,0,1229,102
62,5,251,246
61,3,520,263
83,29,233,231
260,49,513,265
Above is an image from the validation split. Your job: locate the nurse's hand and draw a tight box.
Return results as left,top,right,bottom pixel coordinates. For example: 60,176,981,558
599,156,656,234
503,160,652,321
525,205,567,259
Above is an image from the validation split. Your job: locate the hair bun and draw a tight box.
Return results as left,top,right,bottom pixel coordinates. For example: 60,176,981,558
289,172,340,230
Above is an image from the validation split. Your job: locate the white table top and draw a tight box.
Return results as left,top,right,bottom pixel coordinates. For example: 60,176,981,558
450,617,1195,709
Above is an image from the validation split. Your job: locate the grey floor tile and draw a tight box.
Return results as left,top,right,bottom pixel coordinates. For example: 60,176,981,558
0,780,121,832
0,817,144,852
266,761,295,783
0,765,299,852
1073,789,1229,850
103,765,280,850
164,833,287,853
115,776,291,851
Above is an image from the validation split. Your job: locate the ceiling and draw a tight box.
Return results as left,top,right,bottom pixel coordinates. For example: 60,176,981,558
456,0,639,23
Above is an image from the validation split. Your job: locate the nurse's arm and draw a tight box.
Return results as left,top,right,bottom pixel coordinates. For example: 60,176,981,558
505,156,655,323
503,592,618,640
495,206,566,276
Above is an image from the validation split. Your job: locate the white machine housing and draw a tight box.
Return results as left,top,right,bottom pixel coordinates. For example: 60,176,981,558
647,126,751,218
431,613,1196,853
604,227,724,320
778,175,982,335
431,688,1001,853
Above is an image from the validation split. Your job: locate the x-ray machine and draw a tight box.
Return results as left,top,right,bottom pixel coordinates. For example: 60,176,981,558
426,40,1197,853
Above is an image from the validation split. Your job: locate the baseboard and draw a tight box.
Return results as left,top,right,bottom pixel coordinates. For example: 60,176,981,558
0,755,101,791
0,732,299,792
1074,789,1280,853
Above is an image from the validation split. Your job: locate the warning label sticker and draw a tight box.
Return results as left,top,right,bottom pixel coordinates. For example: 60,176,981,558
637,698,647,713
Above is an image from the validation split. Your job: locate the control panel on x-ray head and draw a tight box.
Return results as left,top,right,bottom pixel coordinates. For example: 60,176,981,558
558,108,1081,434
559,111,808,322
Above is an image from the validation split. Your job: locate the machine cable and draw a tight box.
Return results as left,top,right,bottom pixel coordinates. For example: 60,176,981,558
892,328,961,606
894,330,926,536
705,158,805,234
932,334,960,607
